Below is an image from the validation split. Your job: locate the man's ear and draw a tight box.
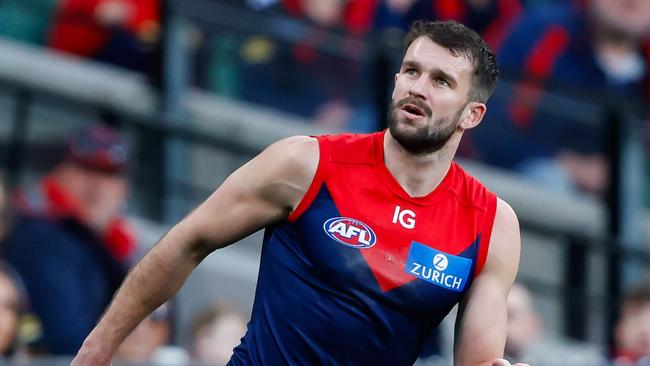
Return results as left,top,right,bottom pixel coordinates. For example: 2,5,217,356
458,102,486,130
392,73,399,100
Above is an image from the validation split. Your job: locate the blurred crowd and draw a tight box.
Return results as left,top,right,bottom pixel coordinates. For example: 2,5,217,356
226,0,650,203
1,0,649,202
0,124,249,365
0,0,649,365
0,0,160,73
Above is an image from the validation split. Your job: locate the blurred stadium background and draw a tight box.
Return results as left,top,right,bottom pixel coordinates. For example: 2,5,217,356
0,0,648,365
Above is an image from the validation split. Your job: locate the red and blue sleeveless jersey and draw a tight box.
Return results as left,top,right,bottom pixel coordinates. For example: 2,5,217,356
228,131,497,366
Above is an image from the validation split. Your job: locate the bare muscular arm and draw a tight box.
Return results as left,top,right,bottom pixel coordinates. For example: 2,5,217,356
71,136,319,366
453,198,525,366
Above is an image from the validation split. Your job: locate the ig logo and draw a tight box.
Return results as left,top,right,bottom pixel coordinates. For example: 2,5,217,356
392,205,416,229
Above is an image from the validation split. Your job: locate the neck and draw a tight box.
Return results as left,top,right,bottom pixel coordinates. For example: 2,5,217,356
383,130,459,197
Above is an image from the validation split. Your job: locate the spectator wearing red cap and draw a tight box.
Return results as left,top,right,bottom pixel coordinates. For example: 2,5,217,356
2,124,136,355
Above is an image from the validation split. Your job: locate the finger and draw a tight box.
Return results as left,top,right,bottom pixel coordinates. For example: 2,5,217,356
491,359,511,366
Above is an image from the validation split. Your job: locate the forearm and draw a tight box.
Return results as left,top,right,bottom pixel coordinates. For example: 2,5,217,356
455,200,521,366
454,277,508,366
80,222,202,358
454,326,506,366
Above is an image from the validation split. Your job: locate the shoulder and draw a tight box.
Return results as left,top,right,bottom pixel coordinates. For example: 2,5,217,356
494,198,519,231
317,132,380,164
264,135,319,156
263,135,319,174
239,136,320,211
483,198,521,278
265,136,319,164
492,198,520,251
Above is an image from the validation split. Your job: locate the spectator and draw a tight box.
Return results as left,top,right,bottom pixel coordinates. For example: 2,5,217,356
505,283,604,366
401,0,524,50
0,261,28,359
613,280,650,365
0,179,25,359
190,303,247,366
473,0,650,195
281,0,377,35
116,301,189,366
234,0,377,131
3,124,136,355
373,0,418,31
505,283,542,361
48,0,160,73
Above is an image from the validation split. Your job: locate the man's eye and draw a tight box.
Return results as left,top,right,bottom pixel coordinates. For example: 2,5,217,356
405,68,418,76
435,78,449,87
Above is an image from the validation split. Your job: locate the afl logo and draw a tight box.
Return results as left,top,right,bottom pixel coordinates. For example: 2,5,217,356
323,217,377,249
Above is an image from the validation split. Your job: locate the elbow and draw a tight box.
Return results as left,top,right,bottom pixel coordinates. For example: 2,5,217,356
167,221,210,265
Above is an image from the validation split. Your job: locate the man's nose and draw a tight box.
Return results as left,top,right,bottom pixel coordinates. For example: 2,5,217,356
408,75,428,100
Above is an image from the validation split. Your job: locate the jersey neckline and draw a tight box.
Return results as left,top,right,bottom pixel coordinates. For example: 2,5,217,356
372,130,457,205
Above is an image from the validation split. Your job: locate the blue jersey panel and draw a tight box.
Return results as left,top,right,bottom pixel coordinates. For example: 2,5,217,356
229,186,480,366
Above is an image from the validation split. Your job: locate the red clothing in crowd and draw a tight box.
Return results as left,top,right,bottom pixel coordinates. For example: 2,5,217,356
281,0,379,36
49,0,159,57
13,176,136,262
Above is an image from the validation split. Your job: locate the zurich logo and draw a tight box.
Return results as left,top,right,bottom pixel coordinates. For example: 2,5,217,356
432,254,448,271
323,217,377,249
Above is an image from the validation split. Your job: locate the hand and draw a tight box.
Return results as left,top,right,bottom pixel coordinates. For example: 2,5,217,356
70,341,112,366
70,354,111,366
492,358,530,366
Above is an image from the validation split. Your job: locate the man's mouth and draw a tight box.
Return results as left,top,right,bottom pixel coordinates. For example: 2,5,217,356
402,104,426,117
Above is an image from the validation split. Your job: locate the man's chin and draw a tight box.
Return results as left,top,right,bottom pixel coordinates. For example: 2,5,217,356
389,124,454,155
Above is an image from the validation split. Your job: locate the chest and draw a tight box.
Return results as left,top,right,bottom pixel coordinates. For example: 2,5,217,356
290,176,485,313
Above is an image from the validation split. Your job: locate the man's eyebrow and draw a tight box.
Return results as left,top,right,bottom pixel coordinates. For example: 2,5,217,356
433,69,458,87
401,59,460,88
401,60,421,69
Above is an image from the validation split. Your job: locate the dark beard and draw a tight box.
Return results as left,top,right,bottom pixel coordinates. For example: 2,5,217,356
387,98,465,155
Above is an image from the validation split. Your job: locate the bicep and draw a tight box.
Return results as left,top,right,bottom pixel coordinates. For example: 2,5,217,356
177,136,319,258
454,199,521,366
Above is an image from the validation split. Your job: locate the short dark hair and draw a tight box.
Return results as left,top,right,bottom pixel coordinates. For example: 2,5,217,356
403,20,499,103
622,279,650,309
